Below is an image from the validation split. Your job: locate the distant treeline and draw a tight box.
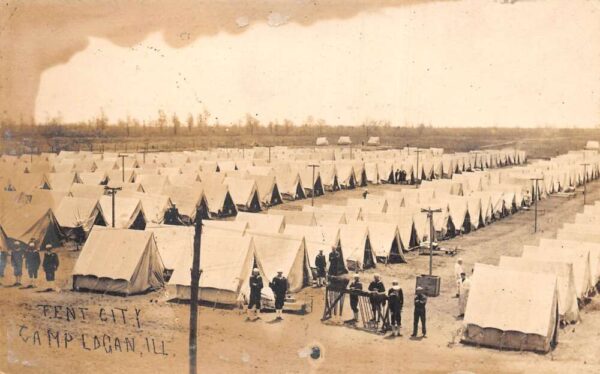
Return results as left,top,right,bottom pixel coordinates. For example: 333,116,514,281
0,115,597,159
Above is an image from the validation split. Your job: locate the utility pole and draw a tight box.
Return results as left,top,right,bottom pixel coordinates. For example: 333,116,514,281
581,163,590,205
308,164,320,206
118,154,128,182
189,205,204,374
144,142,149,164
530,177,543,233
414,149,423,185
268,146,273,164
421,207,442,275
104,186,122,227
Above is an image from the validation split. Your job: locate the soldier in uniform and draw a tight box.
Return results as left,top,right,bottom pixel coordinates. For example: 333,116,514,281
388,280,404,337
42,244,60,292
347,274,363,322
315,249,327,287
247,268,263,320
24,242,41,288
412,286,428,338
328,246,341,277
11,241,24,286
270,270,288,320
368,274,385,322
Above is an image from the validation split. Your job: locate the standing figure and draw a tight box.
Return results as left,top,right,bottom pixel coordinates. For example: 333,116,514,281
328,246,341,277
348,274,363,322
25,243,41,288
247,268,263,321
362,188,369,199
42,244,60,292
388,280,404,337
11,241,24,286
412,286,428,338
368,274,386,322
0,245,8,286
454,258,464,298
458,272,471,317
315,249,327,287
270,270,288,320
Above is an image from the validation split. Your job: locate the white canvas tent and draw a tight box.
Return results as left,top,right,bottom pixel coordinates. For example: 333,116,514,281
499,256,579,324
72,228,165,295
145,225,194,271
53,196,107,238
98,196,147,230
236,212,285,234
462,263,559,353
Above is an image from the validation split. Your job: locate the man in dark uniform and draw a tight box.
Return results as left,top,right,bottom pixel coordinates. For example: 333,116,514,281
25,242,41,288
0,245,8,286
269,270,288,320
412,286,427,338
315,249,327,287
328,246,341,277
42,244,60,292
362,188,369,199
348,274,363,322
368,274,385,322
395,169,401,184
247,268,263,320
11,241,24,286
388,280,404,337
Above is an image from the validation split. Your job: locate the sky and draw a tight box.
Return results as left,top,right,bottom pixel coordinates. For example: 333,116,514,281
5,0,600,127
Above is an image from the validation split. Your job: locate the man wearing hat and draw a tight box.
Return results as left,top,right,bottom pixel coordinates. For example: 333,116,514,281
269,270,288,320
10,241,24,286
368,274,386,322
0,244,8,286
347,273,363,322
412,286,428,338
247,268,263,320
42,244,60,292
458,272,471,317
315,249,327,287
24,242,41,288
388,280,404,337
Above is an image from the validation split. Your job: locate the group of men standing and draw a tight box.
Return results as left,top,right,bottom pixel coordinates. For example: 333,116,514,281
347,273,427,338
394,169,408,184
314,246,345,287
0,241,60,291
247,268,288,321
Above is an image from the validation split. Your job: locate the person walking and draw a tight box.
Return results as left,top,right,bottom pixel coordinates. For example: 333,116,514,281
11,241,24,286
388,280,404,337
348,274,363,322
270,270,288,320
315,249,327,287
42,244,60,292
412,286,428,338
0,245,8,286
368,274,385,322
247,268,263,321
24,243,41,288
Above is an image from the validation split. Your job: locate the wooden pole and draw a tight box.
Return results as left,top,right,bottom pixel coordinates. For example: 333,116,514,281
421,207,442,276
581,163,589,205
308,164,319,206
104,186,122,227
530,177,543,233
189,205,203,374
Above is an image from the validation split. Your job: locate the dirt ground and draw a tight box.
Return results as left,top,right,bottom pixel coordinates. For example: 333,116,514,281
3,179,600,374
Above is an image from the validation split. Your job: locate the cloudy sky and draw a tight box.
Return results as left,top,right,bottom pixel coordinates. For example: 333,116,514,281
3,0,600,127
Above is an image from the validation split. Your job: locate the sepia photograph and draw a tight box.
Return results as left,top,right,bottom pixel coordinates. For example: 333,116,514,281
1,0,600,373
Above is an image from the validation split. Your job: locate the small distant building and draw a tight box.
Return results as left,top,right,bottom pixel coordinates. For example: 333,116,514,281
316,137,329,146
585,141,599,150
367,137,380,146
337,136,352,145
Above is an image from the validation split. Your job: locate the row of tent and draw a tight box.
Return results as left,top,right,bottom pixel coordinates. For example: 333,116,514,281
462,202,600,353
316,136,380,146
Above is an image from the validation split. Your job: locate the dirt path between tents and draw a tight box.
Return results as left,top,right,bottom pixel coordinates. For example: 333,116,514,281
2,180,600,373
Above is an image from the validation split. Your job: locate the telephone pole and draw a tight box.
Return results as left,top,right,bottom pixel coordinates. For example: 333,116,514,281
189,205,204,374
118,154,128,182
267,146,273,164
581,163,590,205
104,186,122,227
308,164,320,206
530,177,543,233
421,207,442,275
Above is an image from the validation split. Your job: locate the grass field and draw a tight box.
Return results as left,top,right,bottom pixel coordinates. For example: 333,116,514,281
2,125,599,159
